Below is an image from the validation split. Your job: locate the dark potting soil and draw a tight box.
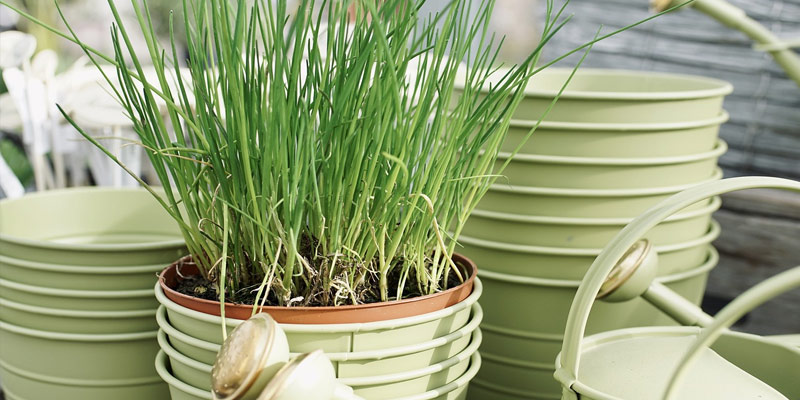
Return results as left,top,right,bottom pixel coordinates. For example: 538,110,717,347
173,259,464,307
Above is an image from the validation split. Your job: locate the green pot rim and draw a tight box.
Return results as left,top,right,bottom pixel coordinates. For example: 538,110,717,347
477,246,718,287
0,319,157,342
154,351,211,399
496,139,727,165
158,329,212,373
0,359,162,387
0,254,168,274
489,168,723,196
156,306,219,353
509,110,729,131
470,196,720,225
0,187,185,253
460,68,733,100
392,352,482,400
158,328,482,387
340,328,481,386
458,220,720,256
0,297,156,318
0,277,155,299
156,303,484,361
155,278,483,333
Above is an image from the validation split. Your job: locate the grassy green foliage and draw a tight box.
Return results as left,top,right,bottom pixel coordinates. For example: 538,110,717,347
1,0,688,307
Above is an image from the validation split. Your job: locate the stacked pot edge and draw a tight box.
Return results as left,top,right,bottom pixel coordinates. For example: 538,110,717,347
457,68,731,399
0,188,186,400
153,279,484,400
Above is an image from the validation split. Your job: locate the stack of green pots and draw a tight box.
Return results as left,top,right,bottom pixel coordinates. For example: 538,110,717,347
153,280,484,400
0,188,186,400
458,69,733,400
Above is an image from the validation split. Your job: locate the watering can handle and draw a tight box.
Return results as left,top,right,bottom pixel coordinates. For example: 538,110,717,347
555,176,800,394
662,265,800,400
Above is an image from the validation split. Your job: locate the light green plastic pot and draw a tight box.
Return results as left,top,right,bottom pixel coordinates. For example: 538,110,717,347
0,277,157,311
0,254,167,291
157,304,481,378
477,169,722,218
154,350,482,400
499,112,728,157
0,320,159,381
154,278,481,352
159,326,480,399
477,247,716,354
0,297,156,334
462,196,719,248
0,360,168,400
458,222,719,279
492,140,726,189
0,188,185,266
456,68,732,123
555,177,800,400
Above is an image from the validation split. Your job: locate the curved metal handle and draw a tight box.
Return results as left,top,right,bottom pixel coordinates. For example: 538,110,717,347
555,176,800,394
663,265,800,399
653,0,800,87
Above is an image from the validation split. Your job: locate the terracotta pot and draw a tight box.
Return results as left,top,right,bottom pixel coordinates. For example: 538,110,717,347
159,254,477,324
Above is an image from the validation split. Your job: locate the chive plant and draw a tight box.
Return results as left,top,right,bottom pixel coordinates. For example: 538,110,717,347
3,0,688,307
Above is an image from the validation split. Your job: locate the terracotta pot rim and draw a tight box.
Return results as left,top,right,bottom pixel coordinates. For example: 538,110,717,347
158,253,477,324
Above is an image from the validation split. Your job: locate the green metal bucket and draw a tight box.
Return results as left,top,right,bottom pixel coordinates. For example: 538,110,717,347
0,188,185,266
0,277,158,311
159,327,480,399
154,350,483,400
0,360,168,400
0,254,168,291
0,297,157,334
461,197,719,248
154,279,481,352
155,304,482,378
492,140,726,189
555,177,800,400
457,221,719,279
477,169,721,218
455,68,732,123
499,112,727,157
0,321,159,381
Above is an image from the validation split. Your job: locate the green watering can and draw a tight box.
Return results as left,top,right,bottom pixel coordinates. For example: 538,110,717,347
555,176,800,400
653,0,800,88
